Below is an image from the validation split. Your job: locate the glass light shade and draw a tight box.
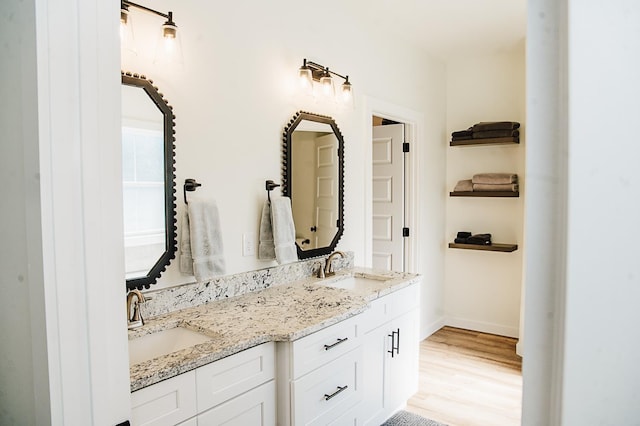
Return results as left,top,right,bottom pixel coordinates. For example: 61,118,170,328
299,65,313,94
340,80,352,103
120,7,137,57
153,21,183,67
319,72,334,99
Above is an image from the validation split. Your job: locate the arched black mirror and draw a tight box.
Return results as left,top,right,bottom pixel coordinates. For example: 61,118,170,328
121,72,177,290
283,111,344,259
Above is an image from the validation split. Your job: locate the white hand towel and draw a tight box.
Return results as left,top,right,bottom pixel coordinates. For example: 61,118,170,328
187,197,226,281
258,199,276,260
271,197,298,264
179,210,194,275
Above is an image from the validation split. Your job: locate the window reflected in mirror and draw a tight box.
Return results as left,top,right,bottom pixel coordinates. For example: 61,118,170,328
121,73,177,290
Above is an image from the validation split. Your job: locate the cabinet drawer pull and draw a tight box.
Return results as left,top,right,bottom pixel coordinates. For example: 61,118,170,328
324,337,348,350
324,385,348,401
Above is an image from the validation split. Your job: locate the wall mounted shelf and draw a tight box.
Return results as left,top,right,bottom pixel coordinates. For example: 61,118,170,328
450,137,519,147
450,191,519,197
448,242,518,252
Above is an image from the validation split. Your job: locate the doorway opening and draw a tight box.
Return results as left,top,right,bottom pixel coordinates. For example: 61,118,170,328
364,98,420,275
371,116,409,272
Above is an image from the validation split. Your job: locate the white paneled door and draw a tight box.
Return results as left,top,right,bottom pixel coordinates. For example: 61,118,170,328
314,133,339,249
372,123,405,271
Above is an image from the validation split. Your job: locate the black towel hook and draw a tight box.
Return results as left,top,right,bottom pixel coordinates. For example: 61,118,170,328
265,180,280,202
184,178,202,204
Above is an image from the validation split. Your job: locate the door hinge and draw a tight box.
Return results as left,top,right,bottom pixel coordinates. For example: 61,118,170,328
402,227,410,237
402,142,410,153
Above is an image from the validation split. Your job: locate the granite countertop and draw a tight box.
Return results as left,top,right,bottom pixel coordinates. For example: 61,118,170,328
128,268,420,392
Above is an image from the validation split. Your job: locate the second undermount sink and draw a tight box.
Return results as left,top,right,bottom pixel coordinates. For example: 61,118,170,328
323,275,387,291
128,326,215,366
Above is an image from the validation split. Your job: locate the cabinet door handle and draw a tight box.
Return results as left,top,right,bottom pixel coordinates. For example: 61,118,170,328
388,328,400,357
324,385,348,401
324,337,348,350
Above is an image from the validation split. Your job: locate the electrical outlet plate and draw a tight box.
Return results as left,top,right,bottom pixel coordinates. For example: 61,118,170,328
242,232,255,256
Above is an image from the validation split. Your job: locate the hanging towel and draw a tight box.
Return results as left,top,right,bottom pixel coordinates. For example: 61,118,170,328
179,210,194,275
271,197,298,264
185,197,226,281
472,173,518,185
258,199,276,260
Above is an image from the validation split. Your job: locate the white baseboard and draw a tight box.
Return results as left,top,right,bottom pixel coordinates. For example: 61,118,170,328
444,316,519,338
420,316,446,340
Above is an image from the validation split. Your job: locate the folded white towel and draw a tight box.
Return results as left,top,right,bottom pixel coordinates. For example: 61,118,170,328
179,210,194,275
271,197,298,264
184,197,226,281
258,200,276,260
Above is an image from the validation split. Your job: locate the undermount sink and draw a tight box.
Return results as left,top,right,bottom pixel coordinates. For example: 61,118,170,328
128,326,215,366
323,275,386,291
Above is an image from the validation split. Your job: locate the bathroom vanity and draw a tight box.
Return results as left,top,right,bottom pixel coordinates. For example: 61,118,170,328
128,268,421,426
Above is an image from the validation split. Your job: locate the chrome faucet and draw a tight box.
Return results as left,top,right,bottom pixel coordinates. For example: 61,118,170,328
126,289,146,330
324,251,346,276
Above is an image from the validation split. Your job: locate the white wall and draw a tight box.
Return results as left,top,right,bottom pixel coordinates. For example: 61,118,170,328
122,0,448,341
0,1,49,424
522,0,640,423
444,45,526,337
1,0,132,424
561,0,640,423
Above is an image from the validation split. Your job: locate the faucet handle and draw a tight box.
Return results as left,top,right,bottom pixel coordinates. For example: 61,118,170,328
316,260,326,279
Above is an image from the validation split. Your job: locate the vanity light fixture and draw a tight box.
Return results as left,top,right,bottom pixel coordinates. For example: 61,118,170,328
298,59,353,105
120,0,183,65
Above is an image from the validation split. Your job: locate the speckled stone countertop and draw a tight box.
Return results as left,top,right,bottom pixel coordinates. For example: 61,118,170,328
129,268,420,392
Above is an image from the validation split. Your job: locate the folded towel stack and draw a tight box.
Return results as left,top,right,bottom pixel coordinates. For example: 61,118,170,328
451,121,520,142
472,173,518,192
452,173,518,193
454,231,492,245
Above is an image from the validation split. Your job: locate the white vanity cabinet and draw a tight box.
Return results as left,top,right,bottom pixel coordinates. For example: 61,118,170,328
131,342,275,426
276,314,363,426
359,283,420,426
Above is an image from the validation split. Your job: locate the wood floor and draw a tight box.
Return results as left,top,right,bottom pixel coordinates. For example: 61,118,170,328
406,326,523,426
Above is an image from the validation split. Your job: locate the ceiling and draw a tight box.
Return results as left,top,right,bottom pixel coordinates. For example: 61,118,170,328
348,0,527,61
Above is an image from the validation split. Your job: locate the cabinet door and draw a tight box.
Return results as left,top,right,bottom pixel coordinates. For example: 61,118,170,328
385,308,419,412
197,380,275,426
360,307,420,426
360,327,386,426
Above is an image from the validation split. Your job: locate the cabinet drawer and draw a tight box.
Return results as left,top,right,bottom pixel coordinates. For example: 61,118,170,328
197,380,275,426
196,342,275,412
131,370,197,426
292,347,362,426
362,283,420,333
291,315,361,378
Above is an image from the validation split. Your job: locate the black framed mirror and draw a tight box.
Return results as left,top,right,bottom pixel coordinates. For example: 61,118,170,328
121,72,177,290
283,111,344,259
